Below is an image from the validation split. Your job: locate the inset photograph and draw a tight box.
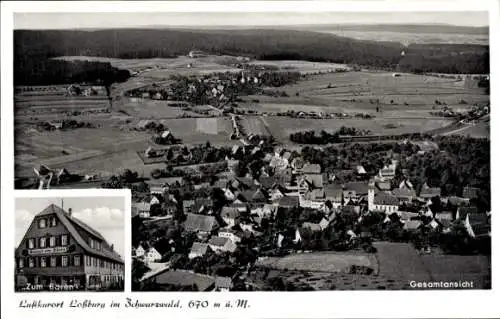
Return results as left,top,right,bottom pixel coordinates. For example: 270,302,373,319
15,193,126,292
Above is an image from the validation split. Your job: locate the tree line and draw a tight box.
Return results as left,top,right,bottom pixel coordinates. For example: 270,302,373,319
15,29,489,74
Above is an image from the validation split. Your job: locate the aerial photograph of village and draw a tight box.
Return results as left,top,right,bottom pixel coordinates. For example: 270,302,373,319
14,11,491,291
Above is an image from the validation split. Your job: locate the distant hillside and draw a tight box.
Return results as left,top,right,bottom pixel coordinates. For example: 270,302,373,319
14,28,489,85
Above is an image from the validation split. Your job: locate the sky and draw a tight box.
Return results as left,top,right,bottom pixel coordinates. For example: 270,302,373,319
15,197,125,257
14,11,488,29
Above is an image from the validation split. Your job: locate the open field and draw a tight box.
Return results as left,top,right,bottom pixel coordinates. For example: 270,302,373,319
374,242,491,288
263,116,452,141
56,55,243,76
255,252,378,274
247,60,351,74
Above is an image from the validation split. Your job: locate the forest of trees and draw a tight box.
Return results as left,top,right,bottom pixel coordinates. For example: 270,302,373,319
15,29,489,74
14,56,130,87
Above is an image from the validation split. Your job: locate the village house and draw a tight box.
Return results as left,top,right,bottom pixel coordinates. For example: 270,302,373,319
368,182,399,213
135,245,145,258
301,222,322,233
214,276,233,292
419,182,442,199
221,206,241,228
188,242,209,259
15,204,124,291
133,202,151,218
277,196,300,209
183,213,219,235
144,247,162,264
218,230,242,244
324,184,344,208
208,236,237,253
377,161,397,181
183,200,196,214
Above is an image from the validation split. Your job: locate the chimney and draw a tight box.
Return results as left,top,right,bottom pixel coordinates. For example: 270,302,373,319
68,208,72,217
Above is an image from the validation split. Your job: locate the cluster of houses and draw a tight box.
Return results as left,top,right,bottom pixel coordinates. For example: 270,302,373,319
131,142,490,290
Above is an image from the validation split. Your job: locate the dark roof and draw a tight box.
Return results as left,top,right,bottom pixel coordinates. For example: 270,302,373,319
376,181,392,191
184,213,218,232
32,204,123,263
345,182,369,195
258,176,279,189
152,270,215,291
304,188,325,200
374,193,399,206
213,179,228,189
278,196,299,208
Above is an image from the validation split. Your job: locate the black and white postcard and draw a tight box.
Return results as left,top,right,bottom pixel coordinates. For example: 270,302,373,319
1,1,498,318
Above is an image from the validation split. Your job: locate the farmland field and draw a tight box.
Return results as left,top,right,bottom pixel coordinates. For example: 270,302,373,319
374,242,491,289
255,252,378,273
263,116,452,141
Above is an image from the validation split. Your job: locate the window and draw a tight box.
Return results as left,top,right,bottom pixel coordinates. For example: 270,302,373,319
74,255,80,266
40,257,46,267
38,218,46,229
39,237,46,248
49,236,56,247
28,258,34,268
28,239,35,249
18,258,24,268
61,234,68,246
92,257,97,267
100,259,104,268
89,238,94,249
50,256,57,267
85,255,91,266
50,216,57,227
61,256,68,267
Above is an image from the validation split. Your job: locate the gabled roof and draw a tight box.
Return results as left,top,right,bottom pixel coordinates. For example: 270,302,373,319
258,176,279,189
434,211,454,221
324,184,343,200
30,204,123,263
302,174,323,189
301,163,321,174
278,196,299,208
303,188,325,200
374,193,399,206
184,213,218,232
420,185,441,198
190,242,209,255
208,236,230,247
404,220,422,230
356,165,367,175
376,181,392,191
345,182,369,195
